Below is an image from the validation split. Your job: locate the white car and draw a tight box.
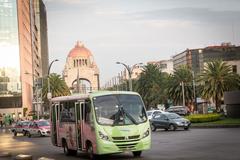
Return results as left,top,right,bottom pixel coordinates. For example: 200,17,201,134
26,120,50,137
147,110,165,120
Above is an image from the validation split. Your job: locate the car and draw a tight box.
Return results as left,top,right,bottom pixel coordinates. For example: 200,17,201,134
150,112,191,131
165,106,190,116
11,120,30,136
26,120,50,137
147,110,164,120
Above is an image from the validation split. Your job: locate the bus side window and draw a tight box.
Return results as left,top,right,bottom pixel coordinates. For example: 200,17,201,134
85,99,91,124
60,101,76,122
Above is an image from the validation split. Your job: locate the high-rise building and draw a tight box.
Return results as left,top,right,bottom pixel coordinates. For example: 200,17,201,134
148,59,173,74
0,0,49,119
172,43,240,74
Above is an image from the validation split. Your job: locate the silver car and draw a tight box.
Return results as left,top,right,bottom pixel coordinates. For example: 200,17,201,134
150,112,191,131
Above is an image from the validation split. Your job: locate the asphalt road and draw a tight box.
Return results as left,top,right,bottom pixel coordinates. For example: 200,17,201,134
0,128,240,160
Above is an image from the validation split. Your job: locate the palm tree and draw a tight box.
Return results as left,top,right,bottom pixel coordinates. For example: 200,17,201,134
198,60,239,112
42,73,70,100
136,64,169,110
167,65,193,106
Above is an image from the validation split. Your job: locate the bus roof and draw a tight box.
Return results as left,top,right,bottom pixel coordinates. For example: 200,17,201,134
51,91,140,103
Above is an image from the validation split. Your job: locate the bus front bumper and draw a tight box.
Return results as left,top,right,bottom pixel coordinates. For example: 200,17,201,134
96,135,151,155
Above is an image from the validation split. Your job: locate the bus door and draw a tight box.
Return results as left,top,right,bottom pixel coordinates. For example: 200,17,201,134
51,103,59,146
75,101,85,150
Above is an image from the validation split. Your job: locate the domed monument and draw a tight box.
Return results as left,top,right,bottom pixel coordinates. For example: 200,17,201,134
63,41,100,93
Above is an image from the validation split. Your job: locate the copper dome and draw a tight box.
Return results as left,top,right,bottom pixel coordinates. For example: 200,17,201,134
68,41,93,58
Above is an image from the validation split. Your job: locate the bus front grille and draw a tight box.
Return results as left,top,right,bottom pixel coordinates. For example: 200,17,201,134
129,135,140,139
116,143,137,150
112,135,140,142
112,136,125,141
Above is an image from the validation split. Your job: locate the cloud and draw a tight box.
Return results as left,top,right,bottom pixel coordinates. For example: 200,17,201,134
129,7,240,25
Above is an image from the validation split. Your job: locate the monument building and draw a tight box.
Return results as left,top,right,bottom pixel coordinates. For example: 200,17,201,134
63,41,100,93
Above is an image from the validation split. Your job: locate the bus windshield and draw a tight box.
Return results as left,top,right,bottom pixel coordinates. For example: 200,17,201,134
93,94,147,125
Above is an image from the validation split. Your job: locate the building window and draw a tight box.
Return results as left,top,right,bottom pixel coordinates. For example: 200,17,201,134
232,65,237,73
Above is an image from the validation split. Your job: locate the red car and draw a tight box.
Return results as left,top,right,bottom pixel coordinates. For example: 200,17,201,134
11,121,30,136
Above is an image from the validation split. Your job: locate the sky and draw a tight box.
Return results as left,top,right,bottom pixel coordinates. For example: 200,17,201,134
44,0,240,86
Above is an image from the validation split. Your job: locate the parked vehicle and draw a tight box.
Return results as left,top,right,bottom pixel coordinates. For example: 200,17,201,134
147,110,164,120
165,106,190,116
26,120,50,137
150,112,191,131
50,91,151,159
11,120,30,136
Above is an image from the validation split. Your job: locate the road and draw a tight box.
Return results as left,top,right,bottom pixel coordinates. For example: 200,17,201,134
0,128,240,160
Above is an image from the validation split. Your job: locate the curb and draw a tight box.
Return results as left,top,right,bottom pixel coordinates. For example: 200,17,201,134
191,125,240,129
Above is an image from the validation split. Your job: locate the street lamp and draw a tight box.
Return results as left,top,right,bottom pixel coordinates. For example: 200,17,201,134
47,59,59,100
116,62,143,91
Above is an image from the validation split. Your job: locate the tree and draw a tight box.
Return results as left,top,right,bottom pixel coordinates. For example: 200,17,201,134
167,65,193,106
42,73,70,100
198,60,239,112
136,64,169,110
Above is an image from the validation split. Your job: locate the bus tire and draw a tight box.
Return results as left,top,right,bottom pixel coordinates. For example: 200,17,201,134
63,140,77,156
23,130,27,136
133,151,142,157
14,130,17,136
87,142,96,160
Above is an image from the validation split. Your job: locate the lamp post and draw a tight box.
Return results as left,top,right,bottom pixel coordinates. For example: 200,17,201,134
47,59,59,100
116,62,143,91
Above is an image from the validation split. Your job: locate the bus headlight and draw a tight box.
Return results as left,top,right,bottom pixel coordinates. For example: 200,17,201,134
142,128,150,139
98,131,110,141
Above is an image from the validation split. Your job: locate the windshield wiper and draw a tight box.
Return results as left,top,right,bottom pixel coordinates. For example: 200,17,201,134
112,106,138,125
120,107,138,125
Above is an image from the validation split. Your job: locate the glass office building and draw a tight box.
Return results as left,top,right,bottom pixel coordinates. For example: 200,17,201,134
0,0,22,110
0,0,49,119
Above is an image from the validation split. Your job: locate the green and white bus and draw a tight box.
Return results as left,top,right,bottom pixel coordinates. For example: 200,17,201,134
50,91,151,159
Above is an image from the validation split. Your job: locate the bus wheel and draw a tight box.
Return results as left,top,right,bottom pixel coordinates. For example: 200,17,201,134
133,151,142,157
23,130,27,136
14,130,17,136
63,140,77,156
87,142,96,160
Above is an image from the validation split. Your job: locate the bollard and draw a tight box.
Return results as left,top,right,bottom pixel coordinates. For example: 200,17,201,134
38,157,55,160
15,154,32,160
